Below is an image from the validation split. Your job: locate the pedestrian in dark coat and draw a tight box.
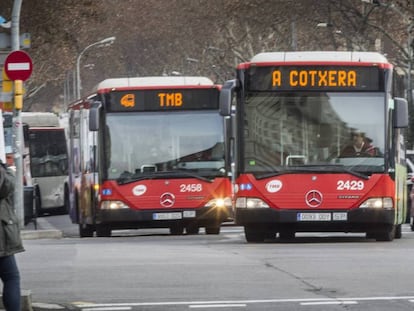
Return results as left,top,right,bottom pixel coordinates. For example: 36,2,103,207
0,160,24,311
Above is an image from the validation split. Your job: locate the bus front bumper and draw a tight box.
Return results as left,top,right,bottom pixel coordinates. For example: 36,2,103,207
96,206,231,229
235,208,396,233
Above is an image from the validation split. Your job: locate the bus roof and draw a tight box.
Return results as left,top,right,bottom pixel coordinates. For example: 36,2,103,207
249,51,390,64
21,112,60,127
93,76,215,92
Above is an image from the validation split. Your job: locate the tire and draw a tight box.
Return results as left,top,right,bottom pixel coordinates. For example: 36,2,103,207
375,226,395,242
64,186,70,214
77,195,94,238
79,223,94,237
170,224,184,235
205,226,220,235
186,225,200,235
96,224,111,237
244,226,266,243
395,224,402,239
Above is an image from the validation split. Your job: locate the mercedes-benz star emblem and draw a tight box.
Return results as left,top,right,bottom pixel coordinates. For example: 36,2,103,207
305,190,323,208
160,192,175,208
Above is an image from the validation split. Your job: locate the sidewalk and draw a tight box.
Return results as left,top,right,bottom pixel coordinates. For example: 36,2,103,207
21,217,63,240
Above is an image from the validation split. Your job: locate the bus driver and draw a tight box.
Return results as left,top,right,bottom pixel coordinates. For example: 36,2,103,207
340,131,377,157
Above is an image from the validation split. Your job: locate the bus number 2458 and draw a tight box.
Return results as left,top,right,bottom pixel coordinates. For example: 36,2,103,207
337,180,364,191
180,184,203,192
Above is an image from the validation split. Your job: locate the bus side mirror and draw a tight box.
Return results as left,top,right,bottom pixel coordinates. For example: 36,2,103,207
89,101,101,131
220,79,237,116
394,97,408,128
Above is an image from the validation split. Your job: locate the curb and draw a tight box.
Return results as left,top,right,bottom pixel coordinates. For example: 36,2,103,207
21,229,63,240
0,290,33,311
21,218,63,240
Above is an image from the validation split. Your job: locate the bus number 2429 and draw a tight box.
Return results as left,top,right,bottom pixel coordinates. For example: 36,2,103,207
337,180,364,191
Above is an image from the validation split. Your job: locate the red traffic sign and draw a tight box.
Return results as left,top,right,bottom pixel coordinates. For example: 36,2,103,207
4,50,33,81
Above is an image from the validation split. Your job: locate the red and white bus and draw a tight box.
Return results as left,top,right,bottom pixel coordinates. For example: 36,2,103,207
220,51,408,242
68,76,232,237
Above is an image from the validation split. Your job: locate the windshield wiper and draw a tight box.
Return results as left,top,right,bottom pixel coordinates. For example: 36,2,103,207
256,164,369,180
116,170,212,185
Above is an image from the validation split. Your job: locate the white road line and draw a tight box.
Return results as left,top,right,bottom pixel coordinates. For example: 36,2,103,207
300,301,358,306
73,295,414,308
82,308,131,311
189,304,246,308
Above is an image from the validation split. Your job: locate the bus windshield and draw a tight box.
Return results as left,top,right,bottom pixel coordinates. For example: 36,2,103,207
105,111,225,180
29,129,68,177
243,92,385,175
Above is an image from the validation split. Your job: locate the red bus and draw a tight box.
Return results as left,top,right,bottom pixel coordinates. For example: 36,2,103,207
68,76,232,237
220,51,408,242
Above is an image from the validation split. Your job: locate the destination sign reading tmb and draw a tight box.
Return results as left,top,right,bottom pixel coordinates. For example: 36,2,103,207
108,88,219,112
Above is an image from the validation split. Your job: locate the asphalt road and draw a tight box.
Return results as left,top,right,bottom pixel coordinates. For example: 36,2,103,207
18,216,414,311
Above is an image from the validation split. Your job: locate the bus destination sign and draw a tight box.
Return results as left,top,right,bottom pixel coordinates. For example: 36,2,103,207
108,88,219,112
247,66,382,91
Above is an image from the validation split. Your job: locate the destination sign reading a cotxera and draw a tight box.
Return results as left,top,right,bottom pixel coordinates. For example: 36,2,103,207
108,88,219,112
247,66,382,91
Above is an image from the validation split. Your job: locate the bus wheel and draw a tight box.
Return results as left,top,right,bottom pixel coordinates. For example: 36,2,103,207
244,226,266,243
205,226,220,235
186,225,199,235
96,225,111,237
394,224,402,239
170,225,184,235
79,223,94,238
64,187,70,214
375,226,395,242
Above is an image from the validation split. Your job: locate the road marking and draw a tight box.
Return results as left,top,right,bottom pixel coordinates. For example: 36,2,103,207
73,295,414,308
300,301,357,305
82,308,131,311
189,304,246,308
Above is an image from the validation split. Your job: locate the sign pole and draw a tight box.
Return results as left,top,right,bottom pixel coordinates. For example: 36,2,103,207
13,80,24,228
5,51,33,230
11,0,24,229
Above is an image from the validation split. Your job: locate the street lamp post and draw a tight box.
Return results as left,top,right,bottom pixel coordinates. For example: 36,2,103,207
76,36,115,99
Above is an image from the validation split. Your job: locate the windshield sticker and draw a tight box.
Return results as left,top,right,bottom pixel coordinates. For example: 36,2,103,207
132,185,147,196
266,180,282,193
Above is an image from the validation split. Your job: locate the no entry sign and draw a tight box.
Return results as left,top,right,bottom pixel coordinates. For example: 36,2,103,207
4,50,33,81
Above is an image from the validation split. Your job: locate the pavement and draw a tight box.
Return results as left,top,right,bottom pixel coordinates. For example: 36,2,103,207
21,217,63,240
0,218,65,311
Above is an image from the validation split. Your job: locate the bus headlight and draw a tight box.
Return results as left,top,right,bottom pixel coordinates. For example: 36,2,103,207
101,200,130,210
236,197,269,208
205,197,232,209
359,197,393,209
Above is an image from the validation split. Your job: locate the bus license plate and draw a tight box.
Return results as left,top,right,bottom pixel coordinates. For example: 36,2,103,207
297,213,331,221
153,212,182,220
